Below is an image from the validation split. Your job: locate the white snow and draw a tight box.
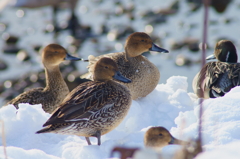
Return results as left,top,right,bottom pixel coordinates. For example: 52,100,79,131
1,76,240,159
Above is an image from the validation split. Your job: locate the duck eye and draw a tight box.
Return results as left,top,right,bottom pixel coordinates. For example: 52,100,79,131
159,133,163,136
104,66,109,69
141,40,145,42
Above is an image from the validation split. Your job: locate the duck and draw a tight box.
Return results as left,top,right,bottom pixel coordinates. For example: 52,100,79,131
6,44,82,113
144,126,186,150
110,127,188,158
36,57,132,146
84,32,169,100
192,40,240,99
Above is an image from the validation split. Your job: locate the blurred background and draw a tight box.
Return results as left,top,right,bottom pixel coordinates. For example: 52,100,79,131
0,0,239,106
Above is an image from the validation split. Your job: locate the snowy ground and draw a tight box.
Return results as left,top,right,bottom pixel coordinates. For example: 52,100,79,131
1,76,240,159
1,0,240,158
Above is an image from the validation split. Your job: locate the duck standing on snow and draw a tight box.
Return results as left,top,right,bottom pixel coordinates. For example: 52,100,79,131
83,32,169,100
144,126,186,150
36,57,132,146
5,44,82,113
192,40,240,98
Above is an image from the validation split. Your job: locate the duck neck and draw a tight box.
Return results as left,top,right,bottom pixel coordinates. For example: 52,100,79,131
93,76,110,82
125,50,144,62
44,66,68,92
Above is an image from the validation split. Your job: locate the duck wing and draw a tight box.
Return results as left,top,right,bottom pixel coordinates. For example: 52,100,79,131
43,81,116,126
6,87,44,108
202,62,240,97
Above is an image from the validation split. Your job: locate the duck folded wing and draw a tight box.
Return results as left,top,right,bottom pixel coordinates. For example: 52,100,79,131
6,88,44,107
43,82,114,126
202,62,240,96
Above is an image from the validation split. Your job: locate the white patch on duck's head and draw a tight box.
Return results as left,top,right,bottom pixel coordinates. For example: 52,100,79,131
226,51,230,62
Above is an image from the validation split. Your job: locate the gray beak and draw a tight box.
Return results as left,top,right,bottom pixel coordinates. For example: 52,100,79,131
169,136,176,144
149,43,169,53
64,53,82,61
113,71,131,83
206,54,216,60
169,136,187,145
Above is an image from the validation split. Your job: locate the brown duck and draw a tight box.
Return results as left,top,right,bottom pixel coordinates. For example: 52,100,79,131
192,40,240,98
144,126,187,150
36,57,132,145
6,44,82,113
83,32,169,100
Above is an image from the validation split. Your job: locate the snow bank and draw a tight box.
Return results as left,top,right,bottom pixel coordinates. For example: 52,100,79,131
172,86,240,150
0,76,240,159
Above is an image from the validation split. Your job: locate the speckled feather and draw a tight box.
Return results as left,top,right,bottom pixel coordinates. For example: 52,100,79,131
38,80,131,137
6,66,69,113
5,44,81,113
197,62,240,98
87,52,160,100
82,32,169,100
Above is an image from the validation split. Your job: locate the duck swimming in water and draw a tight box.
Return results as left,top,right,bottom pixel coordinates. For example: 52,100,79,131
36,57,132,145
192,40,240,98
84,32,169,100
6,44,82,113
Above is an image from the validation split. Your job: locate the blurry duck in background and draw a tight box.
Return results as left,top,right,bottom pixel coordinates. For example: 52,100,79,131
83,32,169,100
5,44,82,113
192,40,240,99
110,126,188,159
144,126,187,151
36,57,132,146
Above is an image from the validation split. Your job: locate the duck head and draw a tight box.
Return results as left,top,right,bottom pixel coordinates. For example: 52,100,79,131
144,126,185,150
93,57,131,83
42,44,82,68
124,32,169,58
206,40,238,63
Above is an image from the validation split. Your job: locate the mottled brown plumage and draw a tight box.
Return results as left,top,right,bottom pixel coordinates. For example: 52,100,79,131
36,57,132,145
193,40,240,98
6,44,81,113
84,32,169,100
144,126,186,150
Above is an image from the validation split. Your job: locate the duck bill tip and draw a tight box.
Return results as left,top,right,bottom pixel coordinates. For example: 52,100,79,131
206,54,216,60
150,43,169,53
113,71,131,83
65,53,82,61
169,137,187,145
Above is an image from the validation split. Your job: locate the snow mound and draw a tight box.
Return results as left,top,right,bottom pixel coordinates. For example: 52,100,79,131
0,76,240,159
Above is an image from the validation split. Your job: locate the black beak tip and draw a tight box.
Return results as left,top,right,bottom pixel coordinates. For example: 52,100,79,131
77,58,84,61
113,71,132,83
150,43,169,53
64,53,83,61
126,79,131,83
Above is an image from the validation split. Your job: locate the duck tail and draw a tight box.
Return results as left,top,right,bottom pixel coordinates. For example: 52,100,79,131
36,126,52,134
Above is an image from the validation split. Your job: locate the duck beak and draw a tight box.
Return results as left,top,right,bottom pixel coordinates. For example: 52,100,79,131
113,71,131,83
149,43,169,53
169,136,187,145
206,54,216,60
64,53,82,61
